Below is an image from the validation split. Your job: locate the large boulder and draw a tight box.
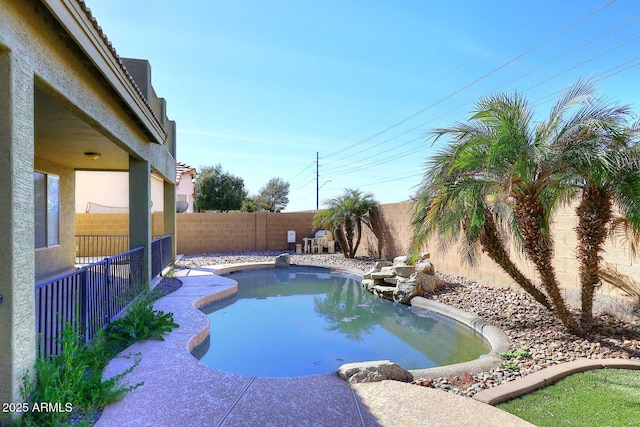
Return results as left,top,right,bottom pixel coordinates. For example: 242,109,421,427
338,360,414,384
370,266,395,280
275,253,290,269
393,277,421,304
393,255,408,265
415,260,435,275
413,272,441,293
393,264,415,278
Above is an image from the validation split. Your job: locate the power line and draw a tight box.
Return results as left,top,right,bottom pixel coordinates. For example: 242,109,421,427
319,0,617,161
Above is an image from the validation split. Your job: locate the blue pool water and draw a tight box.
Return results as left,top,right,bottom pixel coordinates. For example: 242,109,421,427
195,267,490,377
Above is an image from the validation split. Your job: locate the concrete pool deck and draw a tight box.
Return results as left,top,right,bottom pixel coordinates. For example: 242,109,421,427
95,265,535,426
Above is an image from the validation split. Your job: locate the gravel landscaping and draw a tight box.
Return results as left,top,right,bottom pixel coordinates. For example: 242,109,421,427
175,252,640,398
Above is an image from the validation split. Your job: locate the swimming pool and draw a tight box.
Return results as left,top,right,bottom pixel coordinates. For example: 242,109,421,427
194,266,490,377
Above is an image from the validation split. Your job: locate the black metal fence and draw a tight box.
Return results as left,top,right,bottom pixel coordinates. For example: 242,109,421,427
151,235,173,277
35,246,146,359
75,234,165,265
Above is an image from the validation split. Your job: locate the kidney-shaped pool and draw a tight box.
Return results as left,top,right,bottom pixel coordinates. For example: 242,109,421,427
193,266,490,377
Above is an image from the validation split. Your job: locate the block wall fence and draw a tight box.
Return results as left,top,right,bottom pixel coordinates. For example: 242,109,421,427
356,201,640,299
76,203,640,299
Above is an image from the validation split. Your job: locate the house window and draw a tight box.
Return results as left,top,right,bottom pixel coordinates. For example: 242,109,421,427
34,171,60,248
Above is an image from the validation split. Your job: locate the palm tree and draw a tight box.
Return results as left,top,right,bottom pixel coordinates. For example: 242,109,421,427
554,118,640,332
413,80,635,336
411,129,553,310
313,188,380,258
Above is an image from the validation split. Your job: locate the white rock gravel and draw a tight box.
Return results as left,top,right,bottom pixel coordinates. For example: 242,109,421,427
176,252,640,397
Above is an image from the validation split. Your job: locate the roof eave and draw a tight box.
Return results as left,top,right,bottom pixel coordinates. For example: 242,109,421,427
42,0,167,144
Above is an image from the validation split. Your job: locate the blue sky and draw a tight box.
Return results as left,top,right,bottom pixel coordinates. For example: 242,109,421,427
87,0,640,211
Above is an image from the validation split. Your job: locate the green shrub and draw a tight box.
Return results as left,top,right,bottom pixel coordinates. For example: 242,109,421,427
105,291,178,347
17,325,141,426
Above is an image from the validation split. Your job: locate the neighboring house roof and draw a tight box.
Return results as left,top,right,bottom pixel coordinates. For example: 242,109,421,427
176,162,198,195
70,0,166,137
176,161,197,184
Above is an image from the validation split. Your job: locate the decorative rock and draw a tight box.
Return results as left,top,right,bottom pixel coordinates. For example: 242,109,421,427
375,261,393,270
393,255,408,265
372,285,394,300
414,272,441,293
338,360,414,384
275,253,290,268
417,252,430,261
363,268,376,279
393,277,421,304
384,277,399,285
370,266,395,279
415,260,435,275
393,264,415,278
361,279,375,291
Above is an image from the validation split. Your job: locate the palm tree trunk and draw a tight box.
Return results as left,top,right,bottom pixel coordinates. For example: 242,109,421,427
515,192,584,336
334,226,349,258
576,185,612,332
479,209,552,310
345,219,355,258
353,219,363,258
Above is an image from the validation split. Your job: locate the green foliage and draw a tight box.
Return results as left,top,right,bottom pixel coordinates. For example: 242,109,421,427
499,347,531,372
314,188,379,258
195,164,247,211
499,347,532,360
13,290,178,426
257,177,290,212
411,78,640,336
106,291,178,346
16,326,142,426
498,369,640,426
240,196,260,212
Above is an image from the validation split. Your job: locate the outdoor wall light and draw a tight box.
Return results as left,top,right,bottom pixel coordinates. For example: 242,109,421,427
84,152,101,160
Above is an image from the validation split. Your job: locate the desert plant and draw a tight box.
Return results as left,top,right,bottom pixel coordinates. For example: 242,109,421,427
106,291,178,346
412,79,638,336
18,325,141,426
313,188,380,258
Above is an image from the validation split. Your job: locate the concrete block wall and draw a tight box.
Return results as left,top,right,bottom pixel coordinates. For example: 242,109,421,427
356,201,640,300
176,211,317,254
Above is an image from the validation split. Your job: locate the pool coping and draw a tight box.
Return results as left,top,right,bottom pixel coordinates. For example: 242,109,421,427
185,262,509,378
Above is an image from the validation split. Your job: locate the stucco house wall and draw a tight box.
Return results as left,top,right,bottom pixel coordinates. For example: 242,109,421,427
0,0,177,407
75,170,165,213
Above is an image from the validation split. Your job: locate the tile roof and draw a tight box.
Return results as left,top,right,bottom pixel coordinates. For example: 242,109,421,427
74,0,167,137
176,161,197,184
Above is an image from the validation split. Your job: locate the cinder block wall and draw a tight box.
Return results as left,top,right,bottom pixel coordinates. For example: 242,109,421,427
357,201,640,300
175,211,318,254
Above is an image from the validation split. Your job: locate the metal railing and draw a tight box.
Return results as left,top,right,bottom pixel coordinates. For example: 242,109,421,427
35,246,146,359
75,234,165,265
151,235,173,277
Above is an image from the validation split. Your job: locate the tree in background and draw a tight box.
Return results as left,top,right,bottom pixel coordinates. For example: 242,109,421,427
195,165,247,212
240,196,260,213
257,177,290,212
314,188,381,258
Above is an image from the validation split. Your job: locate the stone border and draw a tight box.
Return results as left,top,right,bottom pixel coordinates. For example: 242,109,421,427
408,297,510,379
473,358,640,405
187,262,510,378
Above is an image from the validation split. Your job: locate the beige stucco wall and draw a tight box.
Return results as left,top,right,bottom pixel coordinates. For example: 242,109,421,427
0,45,37,415
0,0,176,406
34,157,76,280
75,171,164,213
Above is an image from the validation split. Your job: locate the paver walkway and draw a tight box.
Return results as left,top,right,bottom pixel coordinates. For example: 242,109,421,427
95,267,533,426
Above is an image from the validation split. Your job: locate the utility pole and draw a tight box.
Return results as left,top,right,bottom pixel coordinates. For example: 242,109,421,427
316,151,319,210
